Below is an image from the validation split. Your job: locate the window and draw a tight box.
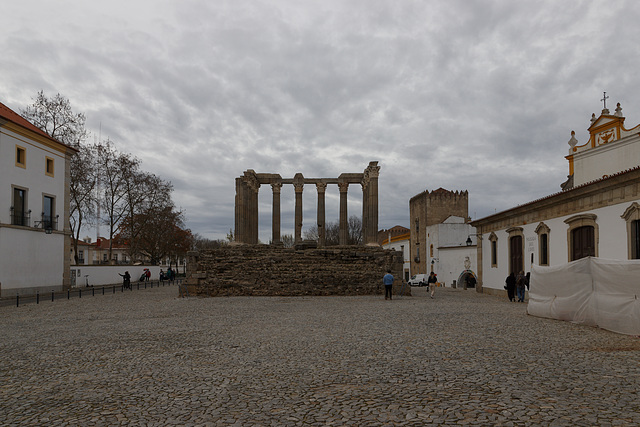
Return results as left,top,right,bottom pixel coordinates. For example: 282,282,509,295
113,254,118,262
489,232,498,268
45,157,54,177
15,145,26,168
621,202,640,259
79,250,85,263
103,254,108,262
12,187,29,226
43,195,56,230
565,214,598,261
430,244,434,257
535,222,550,266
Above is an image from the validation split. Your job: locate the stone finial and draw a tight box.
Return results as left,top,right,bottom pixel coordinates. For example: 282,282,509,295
614,102,623,117
590,113,597,125
568,130,578,154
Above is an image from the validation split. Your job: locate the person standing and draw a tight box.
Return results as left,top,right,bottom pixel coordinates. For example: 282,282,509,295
119,271,131,289
383,270,394,300
505,272,516,302
427,271,437,299
516,271,526,302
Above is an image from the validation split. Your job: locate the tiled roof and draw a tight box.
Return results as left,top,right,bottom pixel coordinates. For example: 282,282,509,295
472,166,640,224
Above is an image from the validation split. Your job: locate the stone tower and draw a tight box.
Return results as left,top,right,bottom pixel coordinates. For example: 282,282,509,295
409,188,469,275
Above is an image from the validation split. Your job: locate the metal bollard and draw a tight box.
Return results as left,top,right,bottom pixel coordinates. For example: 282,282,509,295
16,294,19,307
79,289,82,298
93,287,95,297
113,286,115,294
68,290,71,299
52,291,54,302
102,286,105,295
37,292,39,304
151,281,153,289
137,282,140,290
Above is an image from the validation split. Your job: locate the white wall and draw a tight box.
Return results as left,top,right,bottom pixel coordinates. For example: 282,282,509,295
383,238,411,281
69,265,170,288
480,199,638,292
0,127,68,297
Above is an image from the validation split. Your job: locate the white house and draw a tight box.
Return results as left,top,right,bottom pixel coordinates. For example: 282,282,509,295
381,229,411,282
0,101,77,296
424,216,477,288
471,101,640,295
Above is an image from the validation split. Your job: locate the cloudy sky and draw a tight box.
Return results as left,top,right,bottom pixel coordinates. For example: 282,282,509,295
3,0,639,242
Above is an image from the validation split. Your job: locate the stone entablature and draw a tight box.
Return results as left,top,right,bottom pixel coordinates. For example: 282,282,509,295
184,245,406,297
235,162,380,246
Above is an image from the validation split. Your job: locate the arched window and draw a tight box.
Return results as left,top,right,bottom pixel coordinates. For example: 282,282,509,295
621,202,640,259
488,232,498,268
535,222,550,266
564,214,598,261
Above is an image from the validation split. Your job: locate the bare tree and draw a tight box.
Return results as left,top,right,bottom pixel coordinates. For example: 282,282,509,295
21,91,88,147
69,144,99,263
97,141,139,263
303,216,362,246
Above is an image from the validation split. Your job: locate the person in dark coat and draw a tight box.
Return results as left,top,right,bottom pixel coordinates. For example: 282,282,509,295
505,272,516,302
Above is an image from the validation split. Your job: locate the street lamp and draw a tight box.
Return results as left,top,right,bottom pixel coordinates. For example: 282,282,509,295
466,234,479,246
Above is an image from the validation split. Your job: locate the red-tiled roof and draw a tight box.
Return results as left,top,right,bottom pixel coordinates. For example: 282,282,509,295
0,100,76,151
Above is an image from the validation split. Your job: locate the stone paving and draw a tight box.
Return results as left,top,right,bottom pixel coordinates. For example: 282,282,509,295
1,285,639,426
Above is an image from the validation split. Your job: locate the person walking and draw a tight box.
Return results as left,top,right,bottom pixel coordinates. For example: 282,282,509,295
505,272,516,302
383,270,394,300
427,271,437,299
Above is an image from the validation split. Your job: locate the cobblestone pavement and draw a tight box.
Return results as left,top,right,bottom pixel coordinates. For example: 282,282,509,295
1,285,639,426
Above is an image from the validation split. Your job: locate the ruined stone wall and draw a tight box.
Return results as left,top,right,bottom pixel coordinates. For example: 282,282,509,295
185,245,407,297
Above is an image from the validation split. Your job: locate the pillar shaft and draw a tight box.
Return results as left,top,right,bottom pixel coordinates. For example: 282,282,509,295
271,182,282,244
339,182,349,245
316,182,327,247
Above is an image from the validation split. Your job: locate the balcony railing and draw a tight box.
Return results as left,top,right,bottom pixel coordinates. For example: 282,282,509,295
10,210,31,227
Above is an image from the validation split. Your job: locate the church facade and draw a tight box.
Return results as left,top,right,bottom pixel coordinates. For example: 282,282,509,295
471,101,640,295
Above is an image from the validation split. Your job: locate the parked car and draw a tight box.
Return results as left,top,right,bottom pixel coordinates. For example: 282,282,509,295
408,274,428,287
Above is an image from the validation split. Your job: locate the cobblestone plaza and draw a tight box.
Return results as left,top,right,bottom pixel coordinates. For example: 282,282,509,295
2,285,639,425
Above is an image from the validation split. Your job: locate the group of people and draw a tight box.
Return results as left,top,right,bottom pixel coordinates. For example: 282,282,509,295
119,267,177,288
383,270,437,300
505,271,529,302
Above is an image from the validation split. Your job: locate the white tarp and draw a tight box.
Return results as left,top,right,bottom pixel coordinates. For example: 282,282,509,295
528,257,640,335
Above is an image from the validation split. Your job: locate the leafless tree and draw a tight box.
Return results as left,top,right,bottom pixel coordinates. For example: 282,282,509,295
303,215,362,245
21,91,87,146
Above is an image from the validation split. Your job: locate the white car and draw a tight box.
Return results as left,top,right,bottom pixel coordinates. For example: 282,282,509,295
408,274,428,287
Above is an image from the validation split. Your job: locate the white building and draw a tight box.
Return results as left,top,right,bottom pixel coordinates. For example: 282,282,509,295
424,216,477,288
0,101,77,296
471,101,640,295
381,230,411,282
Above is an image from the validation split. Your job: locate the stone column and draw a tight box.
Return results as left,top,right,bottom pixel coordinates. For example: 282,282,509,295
364,162,380,245
234,177,246,243
361,180,369,245
271,182,282,244
244,171,260,244
316,182,327,247
293,173,304,244
338,181,349,245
